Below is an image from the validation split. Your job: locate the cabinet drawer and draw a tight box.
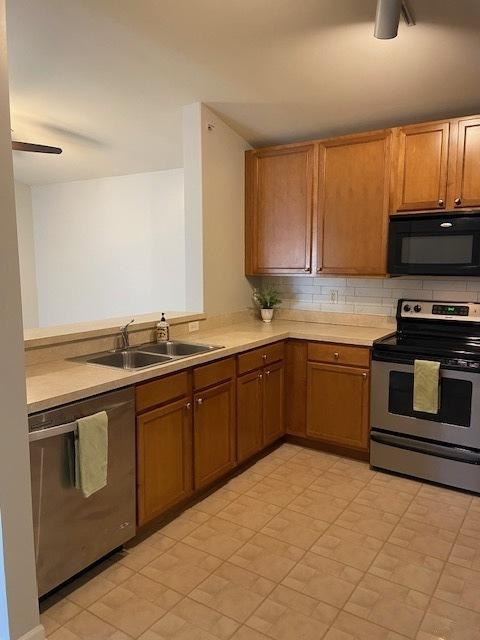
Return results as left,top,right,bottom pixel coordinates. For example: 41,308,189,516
308,342,370,368
193,357,235,391
136,371,190,413
237,341,285,375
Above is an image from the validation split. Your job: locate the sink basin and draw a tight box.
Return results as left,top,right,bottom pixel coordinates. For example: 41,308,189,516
86,350,173,370
138,341,223,357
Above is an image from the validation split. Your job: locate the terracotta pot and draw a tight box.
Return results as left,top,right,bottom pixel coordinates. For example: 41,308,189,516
261,308,274,323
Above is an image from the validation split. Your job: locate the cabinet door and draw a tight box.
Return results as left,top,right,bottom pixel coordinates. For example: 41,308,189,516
237,369,264,462
394,122,449,212
318,131,391,275
193,381,236,490
306,363,369,451
285,340,307,436
246,144,315,275
137,398,193,526
452,118,480,209
263,361,285,445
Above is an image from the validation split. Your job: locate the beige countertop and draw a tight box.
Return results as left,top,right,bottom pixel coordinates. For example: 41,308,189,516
26,319,394,414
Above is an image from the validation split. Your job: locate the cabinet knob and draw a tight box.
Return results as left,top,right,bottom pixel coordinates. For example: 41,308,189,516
185,401,192,410
454,197,462,206
438,199,444,207
262,354,267,360
333,352,339,359
362,373,368,380
196,398,203,405
258,373,263,379
303,268,311,272
265,370,271,376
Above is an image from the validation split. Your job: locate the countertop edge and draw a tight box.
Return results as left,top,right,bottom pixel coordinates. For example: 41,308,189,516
26,325,394,414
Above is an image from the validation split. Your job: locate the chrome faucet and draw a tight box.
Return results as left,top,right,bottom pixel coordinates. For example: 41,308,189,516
119,319,134,349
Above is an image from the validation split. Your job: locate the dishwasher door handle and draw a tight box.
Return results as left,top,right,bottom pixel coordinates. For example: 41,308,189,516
29,421,77,442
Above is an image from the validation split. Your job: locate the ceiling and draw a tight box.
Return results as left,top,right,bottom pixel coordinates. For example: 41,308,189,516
7,0,480,185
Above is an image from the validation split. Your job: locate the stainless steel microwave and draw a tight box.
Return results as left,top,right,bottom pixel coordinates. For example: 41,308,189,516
388,212,480,276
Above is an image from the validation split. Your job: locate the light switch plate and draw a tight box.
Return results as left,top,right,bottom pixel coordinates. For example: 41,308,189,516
189,321,200,332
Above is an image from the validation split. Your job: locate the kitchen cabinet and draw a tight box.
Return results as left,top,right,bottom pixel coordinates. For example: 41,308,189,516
285,340,307,436
237,342,285,461
394,121,450,212
263,360,285,445
137,397,193,526
318,130,392,275
245,144,315,275
306,341,371,453
237,368,264,462
306,362,370,452
451,117,480,209
193,380,236,490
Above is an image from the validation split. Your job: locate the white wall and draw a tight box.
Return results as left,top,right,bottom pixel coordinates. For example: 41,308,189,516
32,169,185,327
14,182,39,328
0,2,43,636
182,103,253,315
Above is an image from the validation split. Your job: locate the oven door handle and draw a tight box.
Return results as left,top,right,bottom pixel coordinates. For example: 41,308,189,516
371,430,480,464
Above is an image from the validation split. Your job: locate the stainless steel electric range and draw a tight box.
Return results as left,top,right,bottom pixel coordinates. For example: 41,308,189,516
370,299,480,493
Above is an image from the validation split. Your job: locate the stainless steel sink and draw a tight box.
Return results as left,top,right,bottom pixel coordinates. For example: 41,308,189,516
76,340,224,370
138,341,222,357
86,350,173,370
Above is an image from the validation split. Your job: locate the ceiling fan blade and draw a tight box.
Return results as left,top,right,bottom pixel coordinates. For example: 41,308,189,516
12,141,62,154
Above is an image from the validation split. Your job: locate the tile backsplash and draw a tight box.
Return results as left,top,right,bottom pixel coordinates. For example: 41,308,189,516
259,275,480,317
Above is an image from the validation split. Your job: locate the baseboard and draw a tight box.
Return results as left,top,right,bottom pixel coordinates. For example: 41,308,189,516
17,624,45,640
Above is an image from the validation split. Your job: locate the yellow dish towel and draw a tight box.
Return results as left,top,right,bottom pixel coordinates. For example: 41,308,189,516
413,359,440,414
75,411,108,498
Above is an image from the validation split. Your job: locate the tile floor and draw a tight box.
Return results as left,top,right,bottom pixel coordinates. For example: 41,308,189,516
40,444,480,639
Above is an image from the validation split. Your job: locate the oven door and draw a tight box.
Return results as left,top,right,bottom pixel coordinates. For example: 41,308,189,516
371,359,480,448
388,213,480,276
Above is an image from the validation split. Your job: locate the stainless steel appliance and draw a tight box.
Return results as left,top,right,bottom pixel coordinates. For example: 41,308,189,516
388,212,480,276
29,387,136,596
371,299,480,492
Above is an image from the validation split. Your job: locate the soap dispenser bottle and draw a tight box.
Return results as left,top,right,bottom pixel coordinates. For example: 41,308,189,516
156,313,170,342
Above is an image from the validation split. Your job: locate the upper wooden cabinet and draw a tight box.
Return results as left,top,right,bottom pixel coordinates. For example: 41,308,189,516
394,122,450,212
245,144,315,275
452,117,480,209
318,130,392,275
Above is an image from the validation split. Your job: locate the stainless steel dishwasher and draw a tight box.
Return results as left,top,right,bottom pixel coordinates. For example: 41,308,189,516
29,386,136,597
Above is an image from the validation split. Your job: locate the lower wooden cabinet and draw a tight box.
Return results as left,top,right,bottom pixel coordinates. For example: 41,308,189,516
137,397,193,526
263,360,285,445
306,362,370,452
193,380,236,490
237,369,264,462
237,352,285,463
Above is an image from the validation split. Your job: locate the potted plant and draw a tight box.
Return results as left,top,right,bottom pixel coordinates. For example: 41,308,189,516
253,286,282,323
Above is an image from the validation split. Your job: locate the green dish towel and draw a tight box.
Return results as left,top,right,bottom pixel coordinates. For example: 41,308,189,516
75,410,108,498
413,359,440,414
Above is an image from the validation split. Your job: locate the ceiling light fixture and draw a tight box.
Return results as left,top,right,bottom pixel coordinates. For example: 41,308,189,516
374,0,415,39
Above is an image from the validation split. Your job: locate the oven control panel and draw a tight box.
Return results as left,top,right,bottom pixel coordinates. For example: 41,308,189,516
400,300,480,321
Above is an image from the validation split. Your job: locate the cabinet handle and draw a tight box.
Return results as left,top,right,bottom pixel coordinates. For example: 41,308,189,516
454,197,462,206
258,373,263,379
333,352,339,359
185,401,192,410
196,398,203,405
438,199,444,207
362,373,368,380
303,268,311,272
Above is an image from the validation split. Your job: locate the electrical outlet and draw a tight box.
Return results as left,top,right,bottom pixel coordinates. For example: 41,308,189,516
329,289,339,304
188,321,200,332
